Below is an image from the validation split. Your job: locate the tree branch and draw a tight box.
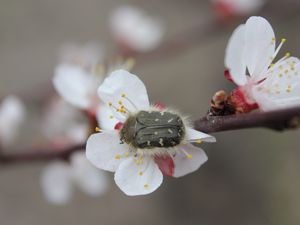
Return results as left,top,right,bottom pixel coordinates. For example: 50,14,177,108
0,106,299,165
0,143,85,165
194,106,300,133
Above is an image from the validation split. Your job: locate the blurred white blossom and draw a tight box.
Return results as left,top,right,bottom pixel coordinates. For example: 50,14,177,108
53,55,135,112
86,70,215,196
225,16,300,111
59,42,104,69
0,95,25,146
42,97,89,147
41,152,109,205
110,5,164,53
212,0,265,17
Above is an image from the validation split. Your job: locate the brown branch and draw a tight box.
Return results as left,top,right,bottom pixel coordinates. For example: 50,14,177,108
0,106,299,165
194,106,300,133
0,143,85,165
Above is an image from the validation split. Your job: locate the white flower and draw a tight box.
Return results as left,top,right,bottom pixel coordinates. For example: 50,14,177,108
86,70,216,196
41,152,109,205
212,0,265,16
225,16,300,111
53,57,135,111
42,97,89,146
53,63,102,110
110,5,164,52
0,95,25,146
59,42,104,69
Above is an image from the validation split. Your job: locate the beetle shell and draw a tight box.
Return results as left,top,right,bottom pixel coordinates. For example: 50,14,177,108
120,110,185,149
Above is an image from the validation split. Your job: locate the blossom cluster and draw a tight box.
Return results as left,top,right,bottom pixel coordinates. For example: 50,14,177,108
0,2,299,205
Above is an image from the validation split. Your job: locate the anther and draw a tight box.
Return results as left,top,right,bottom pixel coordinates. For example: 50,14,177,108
95,127,101,132
187,154,193,159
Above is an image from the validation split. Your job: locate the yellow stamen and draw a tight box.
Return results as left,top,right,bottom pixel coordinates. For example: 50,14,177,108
115,154,121,159
195,140,203,144
187,154,193,159
95,127,101,132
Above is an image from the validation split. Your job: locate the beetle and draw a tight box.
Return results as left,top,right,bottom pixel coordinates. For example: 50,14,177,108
120,110,185,150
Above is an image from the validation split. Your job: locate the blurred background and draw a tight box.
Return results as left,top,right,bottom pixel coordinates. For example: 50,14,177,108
0,0,300,224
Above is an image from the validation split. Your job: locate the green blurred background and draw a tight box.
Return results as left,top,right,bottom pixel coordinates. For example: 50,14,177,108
0,0,300,224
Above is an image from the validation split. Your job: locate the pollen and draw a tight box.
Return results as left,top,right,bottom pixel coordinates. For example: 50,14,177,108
95,127,101,132
115,154,121,159
124,152,129,157
124,58,136,70
281,38,287,43
187,154,193,159
118,100,123,105
278,74,283,78
109,115,114,119
108,102,113,107
195,140,203,144
139,172,143,176
285,52,290,57
121,93,126,98
144,183,149,189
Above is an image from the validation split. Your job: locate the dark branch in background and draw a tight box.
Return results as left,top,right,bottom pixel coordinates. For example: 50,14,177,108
0,144,85,165
0,106,299,165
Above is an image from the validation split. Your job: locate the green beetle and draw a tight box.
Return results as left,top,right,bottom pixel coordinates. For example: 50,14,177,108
120,110,185,149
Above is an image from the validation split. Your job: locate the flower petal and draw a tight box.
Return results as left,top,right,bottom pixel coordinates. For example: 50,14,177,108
225,24,247,86
252,57,300,110
40,161,73,205
245,16,275,81
96,103,119,131
186,128,216,142
86,131,129,172
110,6,163,52
173,144,208,178
70,152,109,196
53,64,99,109
114,156,163,196
98,69,150,121
0,95,25,146
59,42,104,67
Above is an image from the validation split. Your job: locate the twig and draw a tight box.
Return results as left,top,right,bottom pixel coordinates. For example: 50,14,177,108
0,143,85,165
194,106,300,133
0,106,299,165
